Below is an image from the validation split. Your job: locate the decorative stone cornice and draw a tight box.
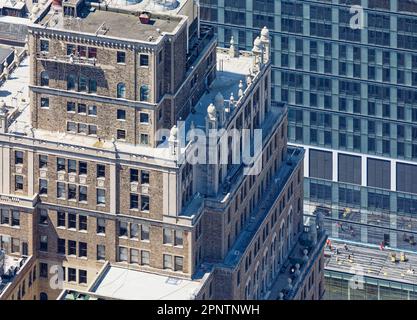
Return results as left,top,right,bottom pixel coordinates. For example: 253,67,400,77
30,26,162,53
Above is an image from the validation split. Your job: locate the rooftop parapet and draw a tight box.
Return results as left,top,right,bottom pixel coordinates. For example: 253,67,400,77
35,2,188,46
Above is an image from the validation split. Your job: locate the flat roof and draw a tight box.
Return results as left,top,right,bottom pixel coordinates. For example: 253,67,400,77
39,6,183,43
90,266,204,300
325,239,417,285
0,46,13,63
0,252,26,296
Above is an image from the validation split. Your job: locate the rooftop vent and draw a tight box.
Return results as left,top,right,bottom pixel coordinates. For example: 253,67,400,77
139,12,150,24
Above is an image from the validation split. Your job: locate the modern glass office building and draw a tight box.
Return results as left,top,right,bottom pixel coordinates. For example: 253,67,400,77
200,0,417,251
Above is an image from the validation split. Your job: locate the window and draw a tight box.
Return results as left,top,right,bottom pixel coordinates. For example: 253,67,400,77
67,122,77,132
57,238,65,255
97,189,106,205
40,72,49,86
139,54,149,66
130,249,139,264
88,105,97,116
15,175,23,191
40,235,48,252
40,40,49,52
175,230,183,247
338,154,361,185
117,83,126,98
130,169,139,182
79,242,87,257
141,195,150,212
117,129,126,140
118,247,128,262
68,213,76,229
67,74,76,90
140,112,149,123
79,215,87,231
117,109,126,120
1,209,9,225
39,179,48,195
97,164,105,178
14,151,23,165
140,85,149,101
174,256,183,272
68,240,76,255
130,223,139,239
67,101,75,112
78,77,88,92
78,45,87,57
97,244,105,260
163,254,172,270
79,270,87,284
68,184,76,200
163,229,173,245
68,268,76,282
89,79,97,93
88,47,97,59
79,162,87,175
119,222,128,237
39,155,48,169
57,182,66,199
78,123,88,135
79,186,87,202
39,209,48,225
88,125,97,136
141,171,150,184
40,263,48,278
68,160,76,174
11,238,20,253
77,103,87,114
57,211,65,227
57,158,66,171
140,133,149,145
309,149,332,180
67,44,76,55
141,251,150,266
130,193,139,209
97,218,105,234
40,97,49,108
117,51,126,63
141,224,149,241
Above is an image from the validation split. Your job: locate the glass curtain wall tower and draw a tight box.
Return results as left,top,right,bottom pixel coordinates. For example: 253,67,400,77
200,0,417,252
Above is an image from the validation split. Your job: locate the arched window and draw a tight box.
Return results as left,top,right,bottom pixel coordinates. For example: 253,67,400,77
117,83,126,98
39,292,48,300
40,72,49,86
140,85,149,101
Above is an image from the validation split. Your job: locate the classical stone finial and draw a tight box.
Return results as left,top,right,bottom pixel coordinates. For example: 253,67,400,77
169,125,179,156
214,92,224,109
207,103,217,121
252,36,262,54
260,26,270,43
246,74,252,86
229,92,235,109
3,62,9,78
303,249,309,262
229,36,238,58
287,278,293,290
238,80,244,98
